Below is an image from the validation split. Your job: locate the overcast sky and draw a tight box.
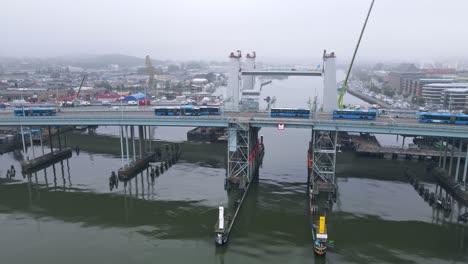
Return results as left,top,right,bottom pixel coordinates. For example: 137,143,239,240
2,0,467,63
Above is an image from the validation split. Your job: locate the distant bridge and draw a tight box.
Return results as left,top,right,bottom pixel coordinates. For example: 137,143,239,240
241,70,322,76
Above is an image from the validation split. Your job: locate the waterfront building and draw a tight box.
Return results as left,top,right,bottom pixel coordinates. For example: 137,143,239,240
441,88,468,110
422,83,468,107
388,64,424,93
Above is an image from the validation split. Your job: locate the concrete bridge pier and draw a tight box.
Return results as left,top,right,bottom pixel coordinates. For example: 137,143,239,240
455,140,463,182
131,125,136,161
438,137,443,168
448,138,455,176
125,126,130,162
443,138,448,169
138,125,144,158
462,142,468,185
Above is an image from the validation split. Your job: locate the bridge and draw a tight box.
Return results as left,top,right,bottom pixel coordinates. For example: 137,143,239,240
2,109,468,138
241,70,322,77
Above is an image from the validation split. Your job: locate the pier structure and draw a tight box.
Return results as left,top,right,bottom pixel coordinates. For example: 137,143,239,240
308,130,338,199
307,129,337,256
17,125,74,174
215,121,264,245
432,138,468,203
342,132,468,202
116,124,162,182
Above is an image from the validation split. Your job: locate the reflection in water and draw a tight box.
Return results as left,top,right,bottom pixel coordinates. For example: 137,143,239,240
0,140,467,263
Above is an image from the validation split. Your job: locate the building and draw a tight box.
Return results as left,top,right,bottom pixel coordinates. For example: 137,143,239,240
441,88,468,110
422,68,457,75
240,89,260,110
422,83,468,106
388,63,424,92
0,88,67,102
402,78,453,97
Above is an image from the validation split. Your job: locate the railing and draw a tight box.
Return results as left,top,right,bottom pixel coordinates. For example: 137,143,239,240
2,113,468,137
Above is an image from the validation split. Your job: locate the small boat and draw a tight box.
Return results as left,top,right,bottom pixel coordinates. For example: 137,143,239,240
313,216,329,256
314,236,328,255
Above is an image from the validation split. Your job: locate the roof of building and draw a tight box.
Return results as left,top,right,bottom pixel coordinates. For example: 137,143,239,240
123,93,145,101
443,88,468,93
419,78,453,82
423,83,468,88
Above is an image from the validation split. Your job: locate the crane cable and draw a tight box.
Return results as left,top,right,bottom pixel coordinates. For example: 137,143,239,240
338,0,375,109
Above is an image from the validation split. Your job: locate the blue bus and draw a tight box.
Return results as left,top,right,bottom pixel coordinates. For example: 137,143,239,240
154,105,201,116
417,112,468,125
154,106,179,116
199,106,222,115
14,107,57,116
270,108,311,118
179,105,200,116
332,109,377,120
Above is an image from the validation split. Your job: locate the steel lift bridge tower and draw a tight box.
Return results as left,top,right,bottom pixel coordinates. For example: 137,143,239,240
225,50,339,203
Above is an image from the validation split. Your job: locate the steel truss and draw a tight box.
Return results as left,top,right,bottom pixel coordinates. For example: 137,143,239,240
311,130,337,186
227,122,250,189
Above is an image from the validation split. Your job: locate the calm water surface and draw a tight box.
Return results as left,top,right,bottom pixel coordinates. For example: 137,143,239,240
0,76,467,263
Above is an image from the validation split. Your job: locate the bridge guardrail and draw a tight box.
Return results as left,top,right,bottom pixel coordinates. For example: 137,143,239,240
3,114,468,137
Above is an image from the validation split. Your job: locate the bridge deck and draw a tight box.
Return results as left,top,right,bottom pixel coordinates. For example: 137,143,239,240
241,70,322,76
1,110,468,138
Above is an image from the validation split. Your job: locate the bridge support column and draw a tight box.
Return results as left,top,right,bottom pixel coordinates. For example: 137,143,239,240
443,139,448,169
29,127,35,158
449,138,455,177
120,126,124,166
57,127,62,151
438,137,443,168
463,142,468,185
48,126,53,154
455,140,462,182
149,126,153,153
40,128,44,155
20,124,27,158
138,125,144,159
131,126,136,161
227,122,250,190
125,126,130,163
309,129,337,199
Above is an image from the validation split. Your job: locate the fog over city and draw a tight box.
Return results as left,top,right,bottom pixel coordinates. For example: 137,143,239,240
2,0,468,62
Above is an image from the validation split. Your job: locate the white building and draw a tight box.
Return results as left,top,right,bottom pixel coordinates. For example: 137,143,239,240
422,83,468,106
441,88,468,110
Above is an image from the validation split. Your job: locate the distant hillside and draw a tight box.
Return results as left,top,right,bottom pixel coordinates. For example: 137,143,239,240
0,54,166,70
72,54,167,68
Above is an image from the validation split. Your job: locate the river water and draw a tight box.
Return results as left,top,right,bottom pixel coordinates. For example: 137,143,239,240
0,75,467,263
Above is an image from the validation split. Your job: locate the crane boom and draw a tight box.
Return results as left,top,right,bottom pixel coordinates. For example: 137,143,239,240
73,74,87,106
145,55,157,99
338,0,375,109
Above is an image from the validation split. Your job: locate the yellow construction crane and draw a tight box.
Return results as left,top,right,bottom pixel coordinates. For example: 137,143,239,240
145,55,157,98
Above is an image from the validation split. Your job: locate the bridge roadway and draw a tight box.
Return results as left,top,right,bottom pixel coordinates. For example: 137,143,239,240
1,108,468,138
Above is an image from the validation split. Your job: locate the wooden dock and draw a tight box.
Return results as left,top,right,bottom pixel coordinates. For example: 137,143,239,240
432,168,468,203
118,153,156,181
21,148,72,173
343,133,465,159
